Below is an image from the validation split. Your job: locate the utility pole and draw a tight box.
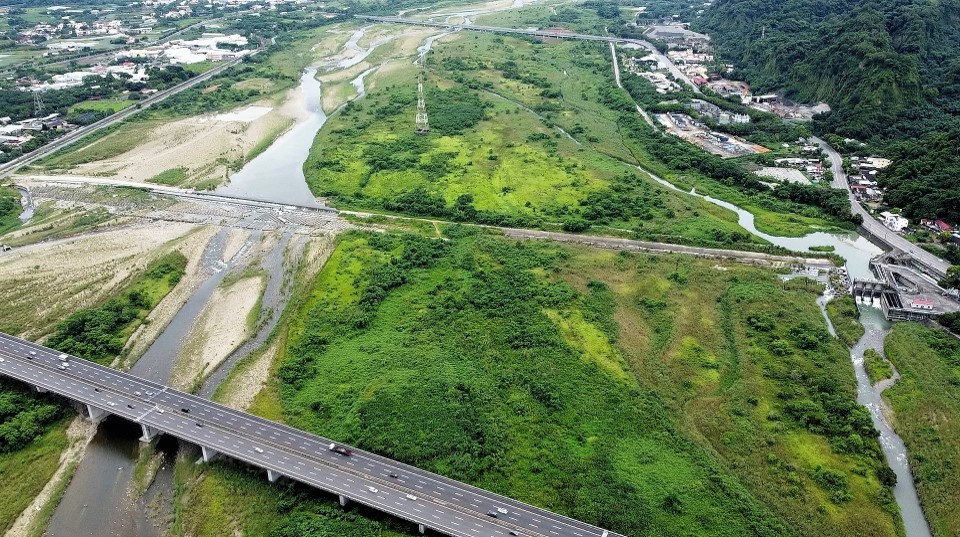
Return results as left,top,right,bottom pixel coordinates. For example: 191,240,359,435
33,91,44,117
416,72,429,135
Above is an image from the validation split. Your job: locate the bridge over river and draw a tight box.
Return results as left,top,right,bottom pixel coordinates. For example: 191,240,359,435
0,332,620,537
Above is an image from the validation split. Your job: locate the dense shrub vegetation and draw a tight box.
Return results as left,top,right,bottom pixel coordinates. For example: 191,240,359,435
47,252,187,364
236,231,902,536
0,380,64,453
863,349,893,385
885,323,960,535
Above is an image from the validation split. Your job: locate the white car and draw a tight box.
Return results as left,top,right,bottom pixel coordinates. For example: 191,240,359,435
497,507,508,514
367,486,378,493
58,354,68,361
254,447,264,453
405,494,417,501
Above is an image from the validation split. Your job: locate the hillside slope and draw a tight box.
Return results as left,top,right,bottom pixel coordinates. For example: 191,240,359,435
698,0,960,220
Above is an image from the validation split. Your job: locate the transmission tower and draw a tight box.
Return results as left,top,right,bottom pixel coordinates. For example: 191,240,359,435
33,91,44,117
415,72,429,135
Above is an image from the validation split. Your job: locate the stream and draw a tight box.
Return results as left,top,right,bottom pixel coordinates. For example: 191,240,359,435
673,172,930,535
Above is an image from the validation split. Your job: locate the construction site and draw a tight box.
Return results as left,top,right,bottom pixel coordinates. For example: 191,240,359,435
654,112,767,158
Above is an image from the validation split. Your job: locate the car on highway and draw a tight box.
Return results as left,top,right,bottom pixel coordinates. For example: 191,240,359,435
405,494,417,500
367,486,378,493
328,443,352,456
58,353,68,361
254,447,264,453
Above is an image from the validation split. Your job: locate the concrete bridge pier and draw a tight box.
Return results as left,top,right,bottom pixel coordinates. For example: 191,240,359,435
200,446,219,463
267,469,281,483
339,494,349,507
419,523,426,534
85,404,107,423
139,424,160,443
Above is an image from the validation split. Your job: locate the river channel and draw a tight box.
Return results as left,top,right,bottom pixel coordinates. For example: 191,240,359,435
214,68,326,207
671,173,931,535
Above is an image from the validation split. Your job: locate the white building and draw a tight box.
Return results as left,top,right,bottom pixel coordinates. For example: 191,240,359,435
879,211,909,232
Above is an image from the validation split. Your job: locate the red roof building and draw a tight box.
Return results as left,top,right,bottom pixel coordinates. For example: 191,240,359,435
936,219,953,232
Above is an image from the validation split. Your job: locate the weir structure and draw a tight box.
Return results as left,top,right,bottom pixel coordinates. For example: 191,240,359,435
0,333,621,537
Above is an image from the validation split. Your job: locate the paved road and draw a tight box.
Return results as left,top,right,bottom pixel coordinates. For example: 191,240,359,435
357,15,699,93
0,333,622,537
0,54,249,180
812,136,951,277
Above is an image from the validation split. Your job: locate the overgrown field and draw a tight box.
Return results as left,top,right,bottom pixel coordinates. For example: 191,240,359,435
884,323,960,536
0,412,69,534
47,251,187,364
190,230,901,536
305,32,836,246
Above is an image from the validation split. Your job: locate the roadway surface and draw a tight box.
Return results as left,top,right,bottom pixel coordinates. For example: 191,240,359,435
812,136,951,277
0,52,250,180
0,333,622,537
356,15,699,92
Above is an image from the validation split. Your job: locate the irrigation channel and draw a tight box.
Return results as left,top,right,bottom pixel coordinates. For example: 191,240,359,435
32,9,930,537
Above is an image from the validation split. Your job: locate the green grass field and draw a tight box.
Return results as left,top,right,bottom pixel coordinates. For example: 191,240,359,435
884,323,960,536
197,230,901,537
36,120,160,170
305,33,777,249
0,417,70,534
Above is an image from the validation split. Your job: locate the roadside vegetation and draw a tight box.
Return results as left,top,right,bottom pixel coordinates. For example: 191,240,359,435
884,323,960,536
826,296,865,347
47,251,187,365
180,229,901,536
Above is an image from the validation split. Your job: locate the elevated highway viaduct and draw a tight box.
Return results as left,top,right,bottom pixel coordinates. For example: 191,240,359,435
0,333,621,537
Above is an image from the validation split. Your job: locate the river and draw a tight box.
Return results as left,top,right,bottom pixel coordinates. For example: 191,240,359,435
673,171,930,535
214,68,326,207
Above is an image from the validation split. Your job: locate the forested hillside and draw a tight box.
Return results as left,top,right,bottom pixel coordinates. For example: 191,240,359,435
698,0,960,221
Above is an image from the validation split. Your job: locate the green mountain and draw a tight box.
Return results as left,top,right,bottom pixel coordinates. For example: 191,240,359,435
698,0,960,221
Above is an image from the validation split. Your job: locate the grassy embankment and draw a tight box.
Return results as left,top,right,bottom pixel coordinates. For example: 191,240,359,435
176,229,901,537
827,296,866,347
884,323,960,536
46,251,188,365
0,186,24,236
306,32,783,249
